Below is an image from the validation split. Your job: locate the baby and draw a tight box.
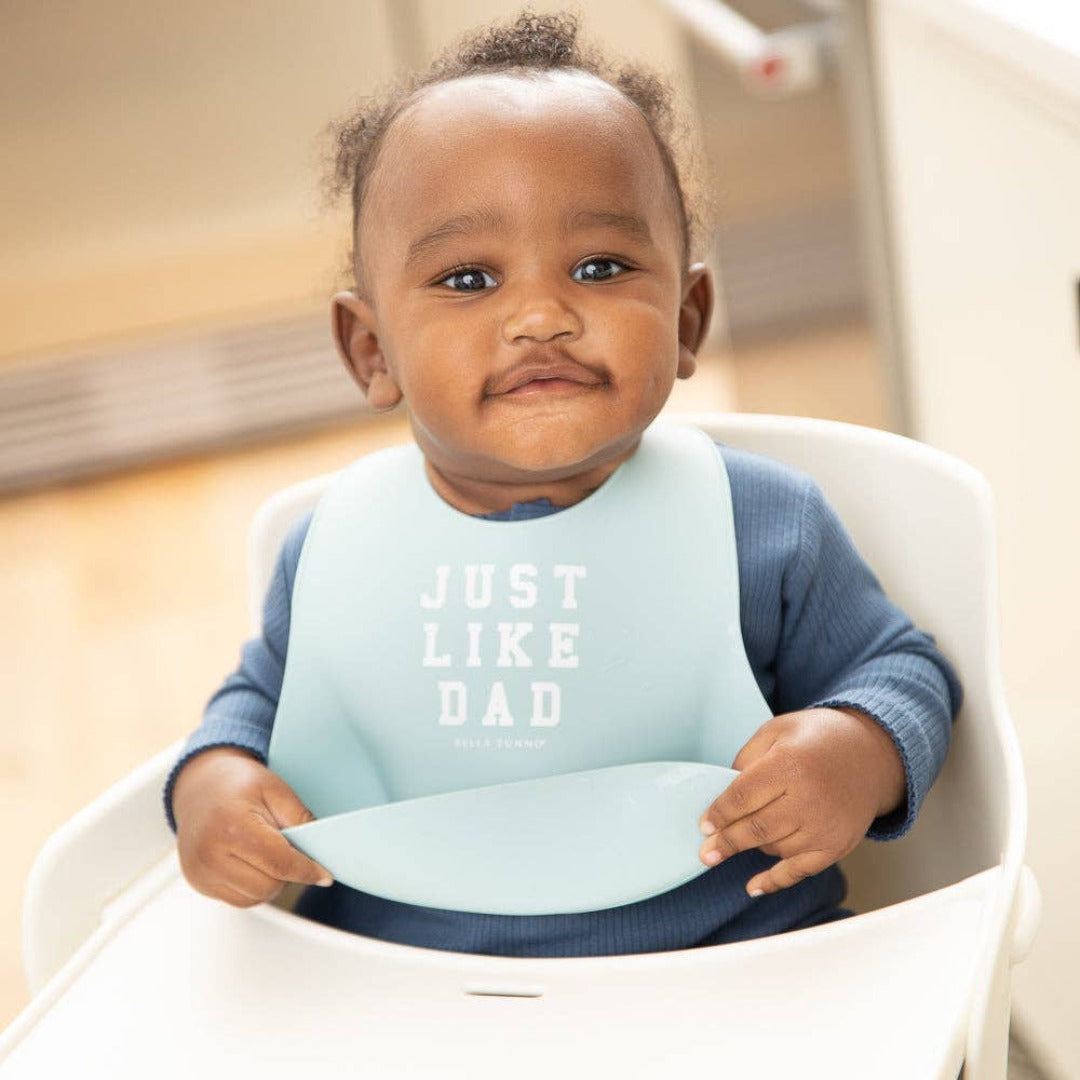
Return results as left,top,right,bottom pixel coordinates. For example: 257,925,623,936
166,12,960,955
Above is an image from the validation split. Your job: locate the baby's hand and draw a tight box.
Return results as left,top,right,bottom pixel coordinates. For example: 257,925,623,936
698,707,906,897
172,747,333,907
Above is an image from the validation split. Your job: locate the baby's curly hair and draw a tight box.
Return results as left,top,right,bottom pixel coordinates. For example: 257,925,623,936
327,10,703,283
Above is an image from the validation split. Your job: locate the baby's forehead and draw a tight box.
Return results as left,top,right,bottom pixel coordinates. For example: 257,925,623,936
357,68,688,271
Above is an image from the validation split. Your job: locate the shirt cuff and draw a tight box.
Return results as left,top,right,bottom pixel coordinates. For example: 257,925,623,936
805,695,937,841
162,721,270,833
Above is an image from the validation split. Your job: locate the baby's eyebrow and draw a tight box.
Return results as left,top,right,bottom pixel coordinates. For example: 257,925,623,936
565,209,653,245
404,206,655,267
406,208,506,267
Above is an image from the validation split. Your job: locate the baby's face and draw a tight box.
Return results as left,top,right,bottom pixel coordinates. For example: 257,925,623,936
344,71,710,508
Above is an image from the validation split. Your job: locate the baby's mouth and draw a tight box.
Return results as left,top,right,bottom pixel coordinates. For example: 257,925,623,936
485,357,607,398
503,375,593,396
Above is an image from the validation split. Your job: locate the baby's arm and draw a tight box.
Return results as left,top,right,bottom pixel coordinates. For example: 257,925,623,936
166,514,329,905
699,457,962,895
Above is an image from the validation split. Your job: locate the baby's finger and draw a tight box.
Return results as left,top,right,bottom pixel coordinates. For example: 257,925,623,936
758,830,809,859
215,882,267,910
186,843,287,904
240,816,334,887
699,762,786,835
699,797,796,866
745,849,831,897
730,721,781,773
221,853,287,904
259,773,320,830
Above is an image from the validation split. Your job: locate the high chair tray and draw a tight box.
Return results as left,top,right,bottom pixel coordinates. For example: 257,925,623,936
0,854,993,1079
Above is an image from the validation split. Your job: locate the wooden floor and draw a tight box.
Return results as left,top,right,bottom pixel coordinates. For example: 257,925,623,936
0,320,889,1029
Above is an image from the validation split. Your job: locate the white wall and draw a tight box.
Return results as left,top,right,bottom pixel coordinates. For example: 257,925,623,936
869,1,1080,1074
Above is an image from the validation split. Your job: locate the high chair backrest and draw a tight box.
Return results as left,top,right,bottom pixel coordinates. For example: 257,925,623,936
247,413,1023,915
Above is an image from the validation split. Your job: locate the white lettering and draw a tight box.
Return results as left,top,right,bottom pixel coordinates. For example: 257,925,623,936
454,737,490,749
549,623,580,668
422,623,451,667
420,565,450,610
529,682,561,727
509,564,538,609
553,565,587,609
437,681,467,726
481,681,514,727
465,564,495,609
496,622,534,668
465,622,483,668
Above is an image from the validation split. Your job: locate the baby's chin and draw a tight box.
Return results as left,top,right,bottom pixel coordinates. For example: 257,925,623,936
484,434,643,481
421,446,631,515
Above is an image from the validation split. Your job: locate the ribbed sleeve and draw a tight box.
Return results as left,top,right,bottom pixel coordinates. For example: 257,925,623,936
162,515,311,832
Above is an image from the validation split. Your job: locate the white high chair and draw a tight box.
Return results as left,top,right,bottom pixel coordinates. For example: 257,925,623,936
0,413,1039,1079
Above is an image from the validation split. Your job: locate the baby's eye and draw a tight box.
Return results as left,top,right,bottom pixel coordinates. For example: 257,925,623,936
572,258,629,283
438,268,497,291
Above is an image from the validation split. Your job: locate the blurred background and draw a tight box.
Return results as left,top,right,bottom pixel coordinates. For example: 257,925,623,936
0,0,1076,1074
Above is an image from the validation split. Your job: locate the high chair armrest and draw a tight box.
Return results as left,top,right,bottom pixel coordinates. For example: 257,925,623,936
22,741,182,994
1011,864,1041,964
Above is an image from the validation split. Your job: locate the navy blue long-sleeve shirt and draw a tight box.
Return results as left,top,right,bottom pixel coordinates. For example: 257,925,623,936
165,442,961,956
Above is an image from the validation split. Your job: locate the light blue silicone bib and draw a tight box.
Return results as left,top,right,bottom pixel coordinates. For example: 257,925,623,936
268,422,772,914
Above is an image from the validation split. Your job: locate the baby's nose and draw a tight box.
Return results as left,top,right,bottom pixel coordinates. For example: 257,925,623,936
501,287,583,344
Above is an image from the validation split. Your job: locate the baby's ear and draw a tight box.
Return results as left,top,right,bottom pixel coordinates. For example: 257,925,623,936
331,291,402,411
676,264,715,380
